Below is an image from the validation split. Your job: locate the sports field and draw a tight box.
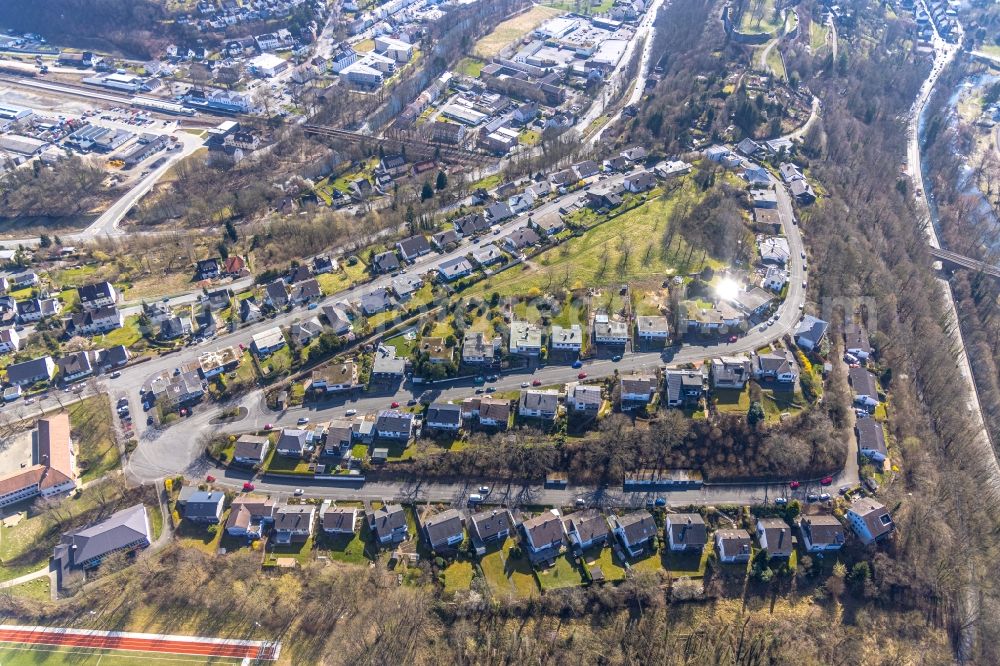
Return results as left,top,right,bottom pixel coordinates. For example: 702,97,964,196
0,644,244,665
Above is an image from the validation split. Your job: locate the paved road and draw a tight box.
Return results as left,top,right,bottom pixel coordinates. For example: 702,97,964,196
118,165,836,507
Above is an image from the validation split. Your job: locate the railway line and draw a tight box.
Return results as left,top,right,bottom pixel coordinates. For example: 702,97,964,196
303,123,496,165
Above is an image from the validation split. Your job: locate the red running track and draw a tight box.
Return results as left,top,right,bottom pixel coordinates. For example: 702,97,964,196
0,627,277,660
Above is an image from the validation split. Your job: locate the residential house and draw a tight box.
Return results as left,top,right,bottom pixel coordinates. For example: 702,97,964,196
0,328,20,353
794,315,828,351
753,207,782,234
142,301,172,325
378,153,407,178
789,179,816,204
225,497,275,538
592,315,628,345
849,366,879,409
520,510,565,562
603,155,629,172
664,370,703,408
372,251,401,274
321,305,352,335
265,280,289,309
530,211,563,236
6,356,56,386
462,397,511,429
77,282,119,311
311,361,358,393
757,236,790,265
184,491,225,524
665,514,707,551
469,508,515,554
762,265,788,292
233,434,270,465
57,350,97,383
276,428,308,457
324,420,353,457
620,373,658,411
432,228,461,250
502,227,541,252
453,212,490,237
755,517,793,558
250,327,286,357
96,345,130,372
519,389,560,420
743,164,771,186
438,256,474,282
17,298,63,324
749,188,778,208
846,497,895,544
52,504,150,574
370,504,409,545
856,417,888,463
612,511,658,557
585,186,624,210
195,258,221,281
423,508,465,552
731,286,775,317
290,278,321,304
289,317,323,346
272,505,316,544
844,321,872,360
752,351,798,383
565,511,609,551
322,506,358,535
197,346,241,379
194,308,216,337
396,236,433,263
471,243,505,266
240,297,263,323
485,202,513,223
203,288,233,311
360,288,392,315
710,356,752,389
371,345,406,381
798,515,846,553
375,410,414,441
573,160,601,180
10,272,39,288
312,255,336,274
678,300,744,335
509,321,543,356
507,190,536,215
636,316,669,345
550,324,583,353
568,384,602,412
624,170,656,193
425,402,462,432
159,315,193,340
778,162,805,183
419,336,454,365
715,529,753,563
222,255,247,276
432,121,465,145
461,333,500,366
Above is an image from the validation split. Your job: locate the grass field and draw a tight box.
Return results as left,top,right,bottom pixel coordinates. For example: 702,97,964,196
473,192,716,299
479,541,539,598
582,545,627,582
0,645,243,665
5,575,51,601
809,19,829,51
97,315,143,349
535,553,586,590
317,527,371,565
473,5,562,58
443,560,475,593
542,0,614,13
739,0,783,34
714,388,751,414
455,57,485,78
766,44,786,80
69,396,121,483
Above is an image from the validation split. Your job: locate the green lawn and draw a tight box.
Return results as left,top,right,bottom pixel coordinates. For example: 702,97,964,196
383,332,417,358
630,549,666,574
766,44,786,80
317,529,370,565
176,516,226,554
472,188,717,299
535,552,586,591
258,345,292,379
739,0,783,34
50,263,99,286
542,0,613,12
265,453,313,475
662,542,713,578
264,535,314,566
316,260,369,296
761,388,805,421
520,130,541,146
479,542,539,599
443,560,475,593
714,388,751,413
4,575,50,602
97,315,143,349
809,19,829,51
351,443,369,459
69,396,121,483
455,57,485,78
582,545,627,582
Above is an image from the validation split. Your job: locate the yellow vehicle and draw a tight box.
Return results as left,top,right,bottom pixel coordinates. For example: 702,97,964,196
106,159,125,169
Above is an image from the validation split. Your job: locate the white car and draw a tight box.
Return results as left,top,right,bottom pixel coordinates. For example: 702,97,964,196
344,409,357,416
774,497,788,505
297,417,310,425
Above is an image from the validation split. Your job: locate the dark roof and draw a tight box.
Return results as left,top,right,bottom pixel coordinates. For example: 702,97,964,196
234,434,269,460
273,505,314,531
757,517,793,557
425,402,462,426
522,511,564,546
844,321,871,352
799,515,845,547
715,529,752,557
372,504,406,534
376,410,413,433
666,513,707,547
423,508,464,545
566,510,608,544
470,509,514,541
266,280,288,302
322,507,357,532
849,367,878,400
397,235,431,259
77,281,115,304
373,251,400,273
855,418,887,456
184,491,225,519
7,356,53,384
57,351,93,377
59,504,149,565
614,511,657,545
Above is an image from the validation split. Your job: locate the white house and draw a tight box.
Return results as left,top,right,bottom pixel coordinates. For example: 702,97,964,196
845,498,895,544
550,324,583,352
798,515,846,553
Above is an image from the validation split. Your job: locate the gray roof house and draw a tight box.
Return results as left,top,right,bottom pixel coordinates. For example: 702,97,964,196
612,511,658,558
794,315,828,351
370,503,409,545
468,508,515,554
52,504,151,576
184,491,225,524
422,508,465,552
755,517,793,558
425,402,462,431
276,428,308,457
664,513,707,551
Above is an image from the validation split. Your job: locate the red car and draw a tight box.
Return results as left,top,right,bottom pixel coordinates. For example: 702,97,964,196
820,476,833,486
532,379,542,386
577,372,588,379
206,475,216,483
789,480,800,489
728,335,738,343
264,423,274,430
242,482,255,492
390,401,400,408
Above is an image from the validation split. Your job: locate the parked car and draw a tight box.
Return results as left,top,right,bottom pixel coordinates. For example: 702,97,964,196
478,486,490,495
532,379,542,386
575,497,586,507
467,493,484,504
521,382,530,388
577,372,588,379
344,409,357,417
819,493,831,501
297,417,310,425
611,355,622,362
206,475,215,483
572,360,583,369
789,480,800,489
294,488,304,496
820,476,833,485
774,497,788,505
807,493,819,502
242,482,255,492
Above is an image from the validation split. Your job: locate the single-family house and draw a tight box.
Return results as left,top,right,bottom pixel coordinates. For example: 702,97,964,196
375,410,414,441
370,504,409,544
755,517,793,558
184,491,225,524
509,321,543,356
844,321,872,360
57,350,97,383
664,370,703,408
469,508,515,554
519,389,560,420
749,188,778,209
160,315,193,340
798,515,846,553
77,282,119,311
195,258,221,281
550,324,583,352
778,162,804,183
565,511,609,551
321,305,352,335
665,513,707,552
310,361,358,393
250,327,286,357
432,228,461,250
276,428,308,457
521,510,565,562
289,317,324,346
396,235,432,263
6,356,56,386
223,255,247,276
290,278,321,304
233,434,270,465
360,288,392,315
66,307,124,337
856,417,888,463
624,170,656,193
0,328,20,353
312,255,336,275
794,315,828,351
322,506,358,535
372,251,401,274
425,402,463,432
762,265,788,292
753,351,798,383
568,384,603,412
849,366,879,409
240,297,263,323
265,280,289,309
612,511,657,557
272,505,315,544
846,497,895,544
710,356,752,389
438,256,474,282
715,529,752,563
789,178,816,204
453,212,490,237
620,373,658,411
636,316,670,345
423,508,464,552
461,333,500,366
502,227,541,252
471,243,505,266
225,497,275,538
592,315,629,345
